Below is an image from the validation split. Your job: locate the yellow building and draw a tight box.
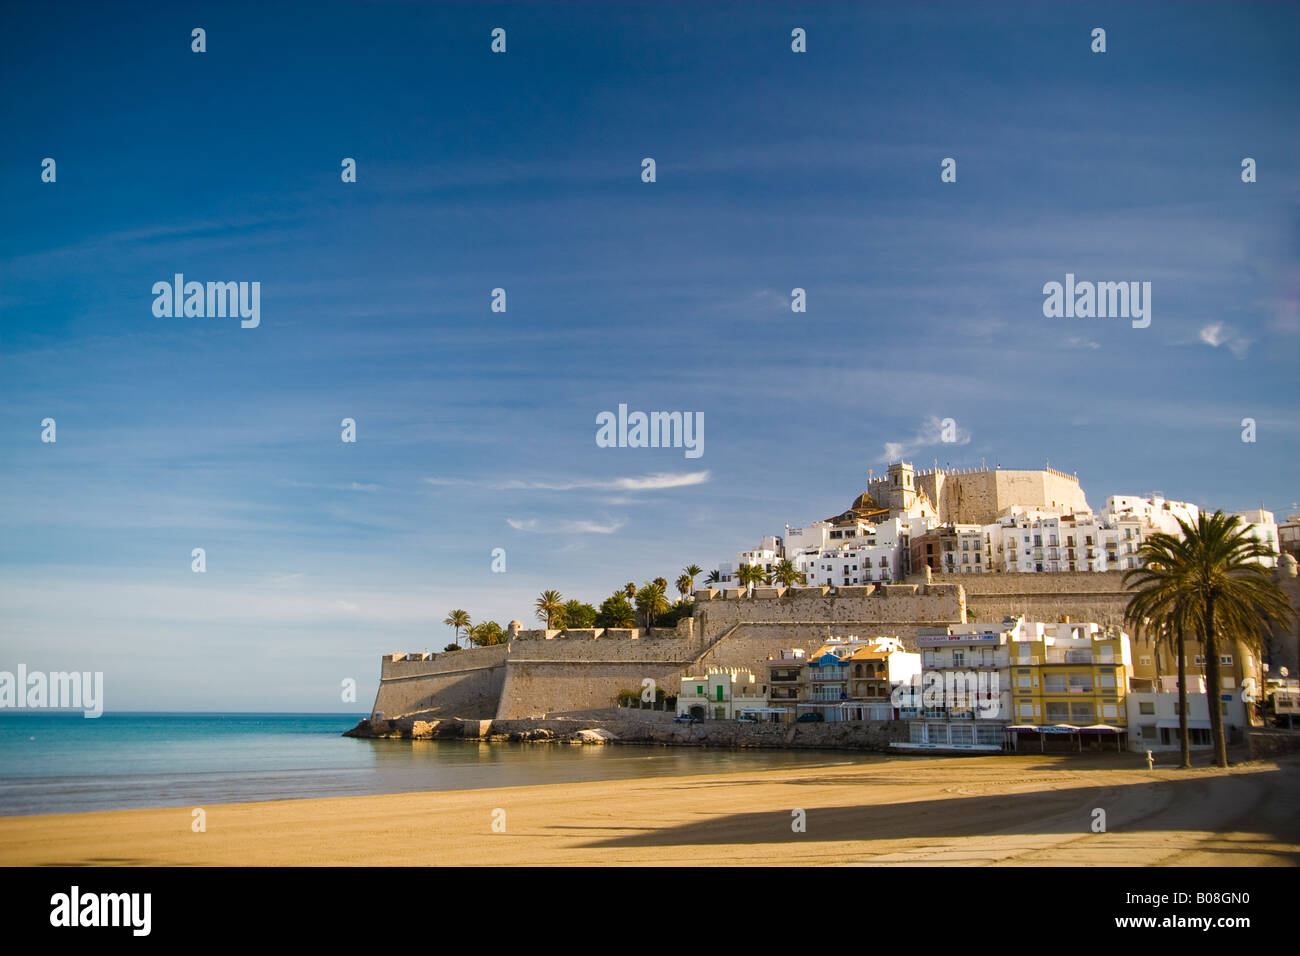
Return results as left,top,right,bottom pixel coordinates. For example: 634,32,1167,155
1005,621,1132,752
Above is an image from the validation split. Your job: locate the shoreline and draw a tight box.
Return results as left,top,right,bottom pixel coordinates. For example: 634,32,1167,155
2,754,1296,866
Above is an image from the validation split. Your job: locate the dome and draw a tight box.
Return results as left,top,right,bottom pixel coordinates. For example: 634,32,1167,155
851,491,880,513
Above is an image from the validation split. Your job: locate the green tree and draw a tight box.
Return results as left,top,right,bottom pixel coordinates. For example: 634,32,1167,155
683,564,703,593
469,621,506,646
636,581,669,629
561,599,597,629
675,574,693,600
1125,549,1202,769
623,582,638,599
657,598,694,628
535,589,564,628
596,592,636,628
653,576,668,592
443,609,471,649
705,569,721,585
772,559,806,588
1127,512,1293,767
736,564,765,593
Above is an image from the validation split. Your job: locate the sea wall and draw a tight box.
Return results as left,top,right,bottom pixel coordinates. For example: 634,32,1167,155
372,645,508,719
1248,729,1300,759
496,637,704,718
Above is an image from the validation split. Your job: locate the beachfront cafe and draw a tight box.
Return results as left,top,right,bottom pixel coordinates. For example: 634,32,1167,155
1005,723,1127,753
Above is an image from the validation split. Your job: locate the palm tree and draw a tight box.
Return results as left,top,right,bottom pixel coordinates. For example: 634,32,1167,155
683,564,703,593
562,599,596,629
736,564,765,594
443,609,471,649
1129,512,1293,767
597,592,636,628
1125,543,1201,769
773,559,805,588
635,581,669,629
623,582,637,599
653,576,668,593
705,569,721,586
675,574,693,600
535,589,564,628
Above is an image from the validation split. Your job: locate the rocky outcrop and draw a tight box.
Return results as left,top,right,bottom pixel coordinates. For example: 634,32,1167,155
343,714,907,752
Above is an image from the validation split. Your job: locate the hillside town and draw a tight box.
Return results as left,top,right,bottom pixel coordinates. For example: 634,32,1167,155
671,461,1300,755
382,460,1299,763
716,461,1291,586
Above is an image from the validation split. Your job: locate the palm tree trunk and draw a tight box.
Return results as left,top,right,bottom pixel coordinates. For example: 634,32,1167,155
1175,626,1190,769
1203,594,1228,767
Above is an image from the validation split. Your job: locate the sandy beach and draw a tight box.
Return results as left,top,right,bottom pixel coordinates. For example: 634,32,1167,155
2,752,1297,866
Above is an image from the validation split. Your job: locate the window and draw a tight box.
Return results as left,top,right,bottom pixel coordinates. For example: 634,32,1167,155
1139,701,1155,715
952,651,965,667
1220,655,1233,666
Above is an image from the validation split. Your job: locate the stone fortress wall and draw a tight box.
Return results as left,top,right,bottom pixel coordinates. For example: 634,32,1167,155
372,645,509,719
368,579,1153,721
372,585,988,720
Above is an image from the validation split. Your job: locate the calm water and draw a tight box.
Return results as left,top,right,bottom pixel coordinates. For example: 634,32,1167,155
0,712,850,816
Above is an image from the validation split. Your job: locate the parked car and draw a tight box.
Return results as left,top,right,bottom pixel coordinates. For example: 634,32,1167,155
674,713,702,723
736,713,758,723
795,712,824,723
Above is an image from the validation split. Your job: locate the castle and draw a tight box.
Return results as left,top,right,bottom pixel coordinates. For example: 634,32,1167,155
866,461,1090,526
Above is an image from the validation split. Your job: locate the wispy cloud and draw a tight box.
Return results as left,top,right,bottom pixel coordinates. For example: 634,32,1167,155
1198,322,1252,358
507,517,626,534
278,478,384,492
428,471,709,492
882,415,972,462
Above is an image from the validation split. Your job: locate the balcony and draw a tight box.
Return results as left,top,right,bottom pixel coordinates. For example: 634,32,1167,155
1043,651,1094,665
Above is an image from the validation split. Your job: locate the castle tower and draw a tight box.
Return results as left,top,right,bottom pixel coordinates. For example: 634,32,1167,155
884,461,917,512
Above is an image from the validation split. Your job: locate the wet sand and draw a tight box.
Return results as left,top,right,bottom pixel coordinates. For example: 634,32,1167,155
2,753,1296,866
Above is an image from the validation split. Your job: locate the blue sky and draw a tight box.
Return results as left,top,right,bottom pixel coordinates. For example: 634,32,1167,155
1,1,1297,711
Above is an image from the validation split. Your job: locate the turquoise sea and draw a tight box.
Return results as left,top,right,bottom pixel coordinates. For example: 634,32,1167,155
0,712,840,817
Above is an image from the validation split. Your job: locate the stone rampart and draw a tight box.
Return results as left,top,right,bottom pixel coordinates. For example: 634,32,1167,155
372,644,508,719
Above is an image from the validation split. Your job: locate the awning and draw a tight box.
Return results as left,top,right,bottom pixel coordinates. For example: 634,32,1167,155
1077,725,1123,733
